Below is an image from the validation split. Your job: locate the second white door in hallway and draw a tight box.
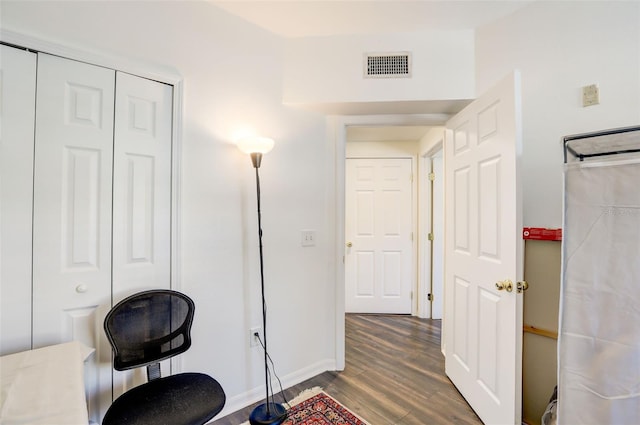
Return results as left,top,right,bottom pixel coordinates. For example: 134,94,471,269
345,158,413,314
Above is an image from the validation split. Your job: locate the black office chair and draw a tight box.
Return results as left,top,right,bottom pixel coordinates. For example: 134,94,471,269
103,289,226,425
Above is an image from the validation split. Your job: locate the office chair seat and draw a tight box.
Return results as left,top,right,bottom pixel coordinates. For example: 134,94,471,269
103,290,226,425
102,372,225,425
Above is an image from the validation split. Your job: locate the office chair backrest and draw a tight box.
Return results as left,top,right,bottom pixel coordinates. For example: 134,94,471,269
104,290,194,373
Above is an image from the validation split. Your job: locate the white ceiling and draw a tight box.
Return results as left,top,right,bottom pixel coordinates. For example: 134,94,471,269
210,0,533,140
211,0,533,38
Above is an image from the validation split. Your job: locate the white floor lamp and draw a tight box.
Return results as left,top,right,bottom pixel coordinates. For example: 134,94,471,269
237,136,288,425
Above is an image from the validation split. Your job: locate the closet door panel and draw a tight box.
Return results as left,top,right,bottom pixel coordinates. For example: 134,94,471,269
33,53,114,348
0,46,37,355
32,54,115,423
112,72,172,300
111,72,173,397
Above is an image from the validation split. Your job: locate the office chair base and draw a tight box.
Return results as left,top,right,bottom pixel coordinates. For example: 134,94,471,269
249,402,287,425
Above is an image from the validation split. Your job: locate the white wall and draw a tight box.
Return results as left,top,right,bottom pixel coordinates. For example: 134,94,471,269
1,0,335,414
476,1,640,228
419,127,445,156
284,30,475,106
346,140,419,157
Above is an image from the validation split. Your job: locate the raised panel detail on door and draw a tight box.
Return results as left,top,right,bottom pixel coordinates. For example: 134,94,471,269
382,252,401,296
356,190,374,234
356,251,375,296
0,45,37,355
62,147,102,270
478,156,501,259
453,276,470,368
125,154,155,264
477,287,500,400
66,83,105,127
454,166,471,252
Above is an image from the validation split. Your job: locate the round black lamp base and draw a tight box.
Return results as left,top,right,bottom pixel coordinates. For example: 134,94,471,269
249,402,288,425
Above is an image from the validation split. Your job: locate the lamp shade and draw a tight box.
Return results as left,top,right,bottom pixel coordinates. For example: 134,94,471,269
236,136,275,155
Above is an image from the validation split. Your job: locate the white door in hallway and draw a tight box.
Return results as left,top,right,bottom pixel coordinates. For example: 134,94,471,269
345,158,413,314
444,72,523,424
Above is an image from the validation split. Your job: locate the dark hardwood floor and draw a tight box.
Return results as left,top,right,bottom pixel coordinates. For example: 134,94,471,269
212,314,483,425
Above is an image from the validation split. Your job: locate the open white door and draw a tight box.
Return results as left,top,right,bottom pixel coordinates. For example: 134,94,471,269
443,72,523,424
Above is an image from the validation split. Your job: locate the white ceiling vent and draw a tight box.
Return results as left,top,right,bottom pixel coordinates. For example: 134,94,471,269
364,52,411,78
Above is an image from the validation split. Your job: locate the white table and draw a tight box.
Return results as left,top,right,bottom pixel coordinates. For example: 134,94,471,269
1,341,94,425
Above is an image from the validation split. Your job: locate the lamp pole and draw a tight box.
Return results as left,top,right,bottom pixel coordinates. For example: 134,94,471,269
240,142,287,425
253,152,271,415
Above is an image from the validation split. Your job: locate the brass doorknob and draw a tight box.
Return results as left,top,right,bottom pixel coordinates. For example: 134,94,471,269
517,281,529,293
346,242,353,248
496,279,513,292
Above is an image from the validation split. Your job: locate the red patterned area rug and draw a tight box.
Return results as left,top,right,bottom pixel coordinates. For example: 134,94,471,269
282,387,370,425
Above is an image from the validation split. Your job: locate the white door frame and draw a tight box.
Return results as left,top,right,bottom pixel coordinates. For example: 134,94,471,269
418,153,433,319
329,113,450,370
418,140,445,320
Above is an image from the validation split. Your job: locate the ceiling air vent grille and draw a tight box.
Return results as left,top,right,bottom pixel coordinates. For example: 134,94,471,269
365,52,411,78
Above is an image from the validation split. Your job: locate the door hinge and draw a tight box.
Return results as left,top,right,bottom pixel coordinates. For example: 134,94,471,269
427,293,433,301
410,173,414,182
428,172,435,181
428,232,434,241
410,291,414,300
411,232,414,241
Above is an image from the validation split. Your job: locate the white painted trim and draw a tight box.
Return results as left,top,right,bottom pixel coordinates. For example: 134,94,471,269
411,155,419,316
417,140,445,319
328,114,450,370
327,117,346,371
335,114,450,127
418,154,433,319
0,29,182,86
217,358,336,418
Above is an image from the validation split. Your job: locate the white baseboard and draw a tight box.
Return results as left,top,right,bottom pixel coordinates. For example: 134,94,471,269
215,358,336,420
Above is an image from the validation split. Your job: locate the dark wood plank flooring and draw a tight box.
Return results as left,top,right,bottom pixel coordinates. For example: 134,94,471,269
212,314,483,425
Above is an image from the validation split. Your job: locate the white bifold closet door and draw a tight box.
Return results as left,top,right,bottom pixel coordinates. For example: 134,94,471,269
32,53,172,422
32,54,116,350
0,46,37,356
111,71,173,403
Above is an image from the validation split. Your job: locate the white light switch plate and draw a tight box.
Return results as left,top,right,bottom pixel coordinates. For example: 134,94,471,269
301,230,316,247
582,84,599,107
